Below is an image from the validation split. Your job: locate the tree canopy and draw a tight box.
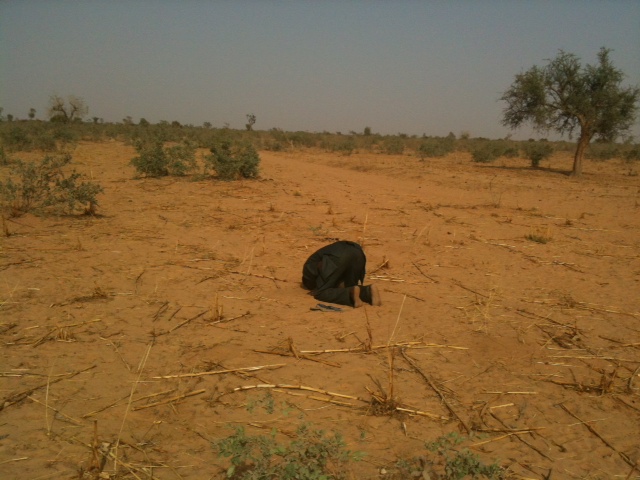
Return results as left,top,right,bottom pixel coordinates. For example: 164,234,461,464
501,48,639,176
47,95,88,123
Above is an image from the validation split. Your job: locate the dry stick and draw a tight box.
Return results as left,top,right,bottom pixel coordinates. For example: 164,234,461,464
400,349,471,434
411,262,439,283
452,279,489,299
152,301,169,321
490,411,553,461
166,306,182,322
225,384,361,401
368,258,389,275
82,389,177,418
299,341,467,355
385,289,426,302
0,365,96,413
0,457,28,465
388,295,406,345
165,310,208,334
470,431,538,447
208,311,251,325
45,364,53,436
559,403,637,469
134,269,145,294
113,341,152,476
27,396,81,425
152,364,286,379
132,389,206,411
228,270,290,283
629,364,640,391
254,349,341,367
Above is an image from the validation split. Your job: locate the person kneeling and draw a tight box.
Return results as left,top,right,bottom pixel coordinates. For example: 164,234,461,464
301,240,381,308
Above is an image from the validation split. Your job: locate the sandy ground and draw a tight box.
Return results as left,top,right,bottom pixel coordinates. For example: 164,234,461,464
1,141,639,479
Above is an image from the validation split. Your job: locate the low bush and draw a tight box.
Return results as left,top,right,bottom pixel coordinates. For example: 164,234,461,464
0,154,103,216
587,143,620,161
381,136,404,155
624,144,640,162
418,136,456,159
130,138,196,177
205,140,260,180
522,141,554,167
471,142,502,163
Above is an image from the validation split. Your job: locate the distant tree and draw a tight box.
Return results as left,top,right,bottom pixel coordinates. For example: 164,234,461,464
92,117,100,124
501,48,639,176
28,108,36,120
47,94,89,123
122,116,134,125
0,107,3,121
203,121,212,129
363,126,372,136
6,114,14,122
245,114,256,131
139,118,150,127
171,120,182,128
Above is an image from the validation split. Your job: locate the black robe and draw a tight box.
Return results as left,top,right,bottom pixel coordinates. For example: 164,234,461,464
302,241,366,306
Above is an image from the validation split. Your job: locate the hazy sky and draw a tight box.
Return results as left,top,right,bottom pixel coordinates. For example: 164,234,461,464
1,1,639,139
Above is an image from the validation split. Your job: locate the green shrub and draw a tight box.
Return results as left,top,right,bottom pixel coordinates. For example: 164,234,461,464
471,142,501,163
624,144,640,162
383,433,503,480
215,424,360,479
418,136,455,160
0,125,31,151
381,136,404,155
0,154,103,215
130,138,196,177
0,146,8,166
522,141,554,167
205,140,260,180
587,143,619,161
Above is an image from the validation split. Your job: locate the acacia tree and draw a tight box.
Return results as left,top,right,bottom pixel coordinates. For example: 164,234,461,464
501,48,639,176
245,114,256,131
47,94,89,123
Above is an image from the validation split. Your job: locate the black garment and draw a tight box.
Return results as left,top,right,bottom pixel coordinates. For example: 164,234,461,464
302,241,366,306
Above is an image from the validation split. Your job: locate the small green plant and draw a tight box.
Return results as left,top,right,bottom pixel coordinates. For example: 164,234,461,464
205,140,260,180
383,433,503,480
215,424,361,479
522,141,554,167
0,154,103,216
130,138,196,177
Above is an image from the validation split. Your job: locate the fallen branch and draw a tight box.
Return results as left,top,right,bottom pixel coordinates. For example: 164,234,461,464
299,341,467,355
152,364,286,379
132,389,206,411
411,262,439,283
254,349,341,367
401,349,471,433
0,365,96,412
559,403,637,469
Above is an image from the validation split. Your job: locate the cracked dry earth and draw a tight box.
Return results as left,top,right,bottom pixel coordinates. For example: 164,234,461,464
1,141,639,479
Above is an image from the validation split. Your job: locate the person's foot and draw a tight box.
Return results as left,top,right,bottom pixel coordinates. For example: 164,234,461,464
359,284,382,306
351,286,363,308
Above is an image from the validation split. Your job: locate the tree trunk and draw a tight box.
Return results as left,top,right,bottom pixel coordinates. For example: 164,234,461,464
571,133,591,177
